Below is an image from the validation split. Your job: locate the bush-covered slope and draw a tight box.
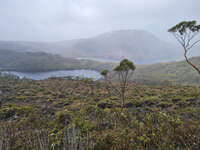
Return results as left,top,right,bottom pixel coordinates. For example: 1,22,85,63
134,56,200,84
0,77,200,149
1,49,200,85
0,50,114,72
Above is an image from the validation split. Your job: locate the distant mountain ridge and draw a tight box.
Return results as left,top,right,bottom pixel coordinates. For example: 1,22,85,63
0,48,200,84
0,29,188,64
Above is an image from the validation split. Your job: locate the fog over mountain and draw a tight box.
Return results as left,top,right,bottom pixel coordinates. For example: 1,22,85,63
49,30,182,64
0,0,199,64
1,29,199,64
1,0,200,42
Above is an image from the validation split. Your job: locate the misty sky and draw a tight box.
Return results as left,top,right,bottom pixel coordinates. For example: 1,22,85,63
0,0,200,42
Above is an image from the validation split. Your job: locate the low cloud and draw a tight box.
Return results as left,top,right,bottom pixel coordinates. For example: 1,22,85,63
0,0,199,41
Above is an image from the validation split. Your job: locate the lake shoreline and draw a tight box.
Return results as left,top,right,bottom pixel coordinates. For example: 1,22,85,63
2,70,102,80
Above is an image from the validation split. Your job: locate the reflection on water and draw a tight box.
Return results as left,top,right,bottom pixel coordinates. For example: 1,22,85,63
3,70,102,80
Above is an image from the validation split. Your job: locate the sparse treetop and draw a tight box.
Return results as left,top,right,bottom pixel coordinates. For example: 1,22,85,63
114,59,136,72
168,21,200,35
101,69,109,76
168,20,200,74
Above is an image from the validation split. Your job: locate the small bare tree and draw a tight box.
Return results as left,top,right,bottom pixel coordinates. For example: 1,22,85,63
100,70,111,97
168,20,200,74
101,59,136,108
114,59,136,107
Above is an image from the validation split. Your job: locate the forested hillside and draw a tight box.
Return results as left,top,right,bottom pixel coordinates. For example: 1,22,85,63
0,50,114,72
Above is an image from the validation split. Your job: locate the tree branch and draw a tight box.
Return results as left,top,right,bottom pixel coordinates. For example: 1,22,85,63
187,40,200,50
172,33,185,47
184,48,200,74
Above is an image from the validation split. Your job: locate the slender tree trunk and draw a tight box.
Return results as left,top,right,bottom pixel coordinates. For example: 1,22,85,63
122,89,125,108
184,47,200,74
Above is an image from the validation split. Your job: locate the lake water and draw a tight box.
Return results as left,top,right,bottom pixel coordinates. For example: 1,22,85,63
2,70,102,80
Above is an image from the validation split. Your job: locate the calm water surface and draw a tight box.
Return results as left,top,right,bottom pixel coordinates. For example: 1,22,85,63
3,70,102,80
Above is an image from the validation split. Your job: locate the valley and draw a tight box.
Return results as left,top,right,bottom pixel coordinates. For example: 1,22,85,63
0,30,187,64
0,27,200,150
1,0,200,149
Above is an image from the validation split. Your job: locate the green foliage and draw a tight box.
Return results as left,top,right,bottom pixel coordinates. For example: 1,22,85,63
0,104,33,120
168,20,200,75
100,69,109,76
114,59,136,71
134,56,200,84
94,134,115,150
0,50,114,72
0,77,200,149
168,20,200,34
112,59,136,108
55,110,73,127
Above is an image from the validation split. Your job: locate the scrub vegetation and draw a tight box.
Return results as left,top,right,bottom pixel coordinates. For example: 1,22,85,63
1,20,200,150
0,68,200,149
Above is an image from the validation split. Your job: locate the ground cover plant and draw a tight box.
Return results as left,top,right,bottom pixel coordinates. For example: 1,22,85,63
0,75,200,149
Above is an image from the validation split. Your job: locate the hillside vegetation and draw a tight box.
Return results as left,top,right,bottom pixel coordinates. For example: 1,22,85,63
0,30,185,64
0,77,200,149
0,50,114,72
134,56,200,84
1,48,200,85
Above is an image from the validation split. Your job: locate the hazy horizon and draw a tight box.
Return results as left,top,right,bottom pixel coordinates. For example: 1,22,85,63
1,0,200,42
0,29,172,43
